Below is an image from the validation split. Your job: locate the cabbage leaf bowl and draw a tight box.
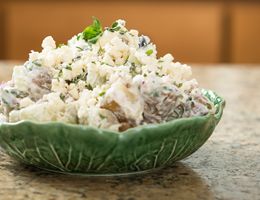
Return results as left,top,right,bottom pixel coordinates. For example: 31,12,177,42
0,89,225,176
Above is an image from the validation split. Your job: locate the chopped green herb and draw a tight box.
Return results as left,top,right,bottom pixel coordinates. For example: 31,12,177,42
145,49,153,56
163,86,169,90
162,86,173,91
112,21,118,28
1,98,9,105
119,30,127,35
123,55,129,64
107,21,121,32
72,56,82,62
155,71,163,77
130,63,138,77
177,83,183,88
101,62,111,66
173,82,183,88
58,70,63,77
10,90,17,95
85,84,93,90
32,60,42,67
65,64,72,70
77,34,82,40
153,91,160,97
70,73,87,84
82,17,103,44
60,93,66,101
99,113,106,119
101,76,108,84
99,91,106,97
65,72,87,84
76,46,83,51
158,60,163,63
98,48,105,55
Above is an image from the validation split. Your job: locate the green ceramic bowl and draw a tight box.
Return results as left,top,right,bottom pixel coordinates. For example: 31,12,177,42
0,89,225,175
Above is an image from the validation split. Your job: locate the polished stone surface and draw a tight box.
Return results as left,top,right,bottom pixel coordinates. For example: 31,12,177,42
0,63,259,200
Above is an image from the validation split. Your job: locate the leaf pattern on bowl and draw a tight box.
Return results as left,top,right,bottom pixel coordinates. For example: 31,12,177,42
0,89,225,175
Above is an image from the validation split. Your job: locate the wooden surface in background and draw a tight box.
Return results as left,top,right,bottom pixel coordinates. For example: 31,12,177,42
231,3,260,63
5,2,222,63
0,1,260,63
0,5,5,59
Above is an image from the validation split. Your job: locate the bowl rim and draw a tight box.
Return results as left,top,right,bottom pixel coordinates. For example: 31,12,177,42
0,89,225,136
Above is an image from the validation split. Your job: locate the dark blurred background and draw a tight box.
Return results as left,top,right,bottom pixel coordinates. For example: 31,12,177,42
0,0,260,63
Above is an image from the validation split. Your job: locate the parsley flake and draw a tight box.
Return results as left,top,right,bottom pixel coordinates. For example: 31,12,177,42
82,17,103,44
107,21,121,32
145,49,153,56
99,91,106,97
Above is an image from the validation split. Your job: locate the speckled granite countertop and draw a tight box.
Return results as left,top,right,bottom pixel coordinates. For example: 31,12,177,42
0,63,259,200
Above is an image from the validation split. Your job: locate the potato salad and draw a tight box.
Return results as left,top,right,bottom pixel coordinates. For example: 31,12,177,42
0,18,215,131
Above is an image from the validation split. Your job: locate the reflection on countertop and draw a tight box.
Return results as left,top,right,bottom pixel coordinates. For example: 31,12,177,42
0,63,260,200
